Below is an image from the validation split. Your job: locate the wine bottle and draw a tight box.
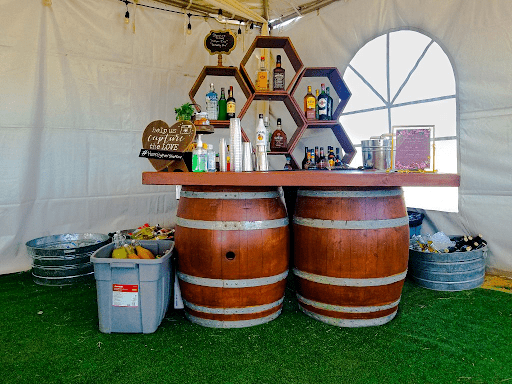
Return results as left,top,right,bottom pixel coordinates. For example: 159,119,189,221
226,86,236,119
218,87,227,120
326,86,333,120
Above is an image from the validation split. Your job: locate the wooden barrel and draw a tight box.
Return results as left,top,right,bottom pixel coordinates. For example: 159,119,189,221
175,186,290,328
293,187,409,327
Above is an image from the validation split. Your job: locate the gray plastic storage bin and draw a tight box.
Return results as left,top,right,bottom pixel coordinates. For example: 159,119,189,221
91,240,173,334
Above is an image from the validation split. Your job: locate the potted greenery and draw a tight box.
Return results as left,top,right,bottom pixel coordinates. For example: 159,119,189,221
174,103,196,121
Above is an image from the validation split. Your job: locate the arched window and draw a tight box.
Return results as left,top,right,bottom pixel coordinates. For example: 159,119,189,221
340,29,458,212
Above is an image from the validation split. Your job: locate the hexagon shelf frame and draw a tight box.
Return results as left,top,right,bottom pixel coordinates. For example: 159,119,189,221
290,67,356,165
240,36,304,94
238,92,307,169
188,66,252,128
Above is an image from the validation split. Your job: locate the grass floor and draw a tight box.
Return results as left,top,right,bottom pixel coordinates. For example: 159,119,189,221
1,271,511,384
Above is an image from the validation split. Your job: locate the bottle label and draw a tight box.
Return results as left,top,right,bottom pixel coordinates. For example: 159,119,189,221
256,72,268,90
227,101,236,114
306,98,315,109
273,73,285,90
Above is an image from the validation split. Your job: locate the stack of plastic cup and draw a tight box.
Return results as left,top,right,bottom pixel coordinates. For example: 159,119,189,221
219,138,227,172
243,142,253,171
230,118,243,172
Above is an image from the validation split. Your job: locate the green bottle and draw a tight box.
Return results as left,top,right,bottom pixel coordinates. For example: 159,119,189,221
218,87,227,120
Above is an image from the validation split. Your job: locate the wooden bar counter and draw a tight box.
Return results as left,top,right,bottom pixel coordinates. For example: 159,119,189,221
143,170,459,328
142,170,460,187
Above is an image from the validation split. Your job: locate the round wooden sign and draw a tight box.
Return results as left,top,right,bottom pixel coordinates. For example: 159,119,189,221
141,120,196,171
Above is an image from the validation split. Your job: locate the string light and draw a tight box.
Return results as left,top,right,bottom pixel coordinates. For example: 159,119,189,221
187,13,192,35
124,0,130,24
250,23,254,29
237,22,242,35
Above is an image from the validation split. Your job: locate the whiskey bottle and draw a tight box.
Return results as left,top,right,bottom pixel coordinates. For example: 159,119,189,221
226,86,236,119
205,83,218,120
302,146,309,169
317,84,328,120
335,147,342,167
326,86,334,120
218,87,227,120
317,147,327,169
256,56,269,91
273,55,285,91
328,146,335,167
270,118,287,151
304,86,316,120
314,146,319,162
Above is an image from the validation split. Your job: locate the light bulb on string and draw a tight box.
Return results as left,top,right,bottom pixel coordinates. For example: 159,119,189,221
238,22,242,35
124,1,130,24
250,23,254,30
187,13,192,35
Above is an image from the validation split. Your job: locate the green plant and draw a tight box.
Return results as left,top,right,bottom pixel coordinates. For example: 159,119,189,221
174,103,196,121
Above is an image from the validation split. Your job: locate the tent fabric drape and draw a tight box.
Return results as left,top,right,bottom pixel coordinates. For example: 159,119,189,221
1,0,511,275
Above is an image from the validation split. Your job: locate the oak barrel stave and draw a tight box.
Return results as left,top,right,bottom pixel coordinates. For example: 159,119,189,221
175,186,290,328
293,187,409,327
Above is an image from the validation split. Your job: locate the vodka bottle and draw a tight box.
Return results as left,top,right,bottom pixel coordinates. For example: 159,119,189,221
205,83,218,120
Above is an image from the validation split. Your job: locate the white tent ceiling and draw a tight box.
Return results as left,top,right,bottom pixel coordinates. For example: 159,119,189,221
153,0,338,27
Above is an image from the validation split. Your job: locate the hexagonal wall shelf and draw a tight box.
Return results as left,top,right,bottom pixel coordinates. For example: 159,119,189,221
240,36,303,94
188,66,252,128
291,67,351,120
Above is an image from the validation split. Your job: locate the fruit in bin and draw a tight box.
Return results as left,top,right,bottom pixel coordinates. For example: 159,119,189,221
112,246,128,259
127,253,139,259
136,245,155,259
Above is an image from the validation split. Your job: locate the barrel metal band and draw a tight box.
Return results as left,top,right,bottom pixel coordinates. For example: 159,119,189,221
296,294,401,313
176,216,289,231
184,308,282,328
177,270,288,288
293,268,407,287
183,297,284,315
299,304,397,328
297,189,402,198
180,190,279,199
293,215,408,229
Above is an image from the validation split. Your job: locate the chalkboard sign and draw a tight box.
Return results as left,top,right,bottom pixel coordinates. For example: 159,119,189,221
141,120,196,171
204,30,236,55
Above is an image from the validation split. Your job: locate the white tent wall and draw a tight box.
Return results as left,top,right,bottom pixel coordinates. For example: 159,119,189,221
276,0,512,276
1,0,511,276
0,0,259,275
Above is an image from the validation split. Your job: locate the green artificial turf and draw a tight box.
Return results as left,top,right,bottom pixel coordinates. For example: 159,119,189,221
0,271,511,384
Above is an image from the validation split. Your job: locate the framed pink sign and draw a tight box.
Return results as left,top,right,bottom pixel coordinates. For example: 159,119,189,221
392,125,435,171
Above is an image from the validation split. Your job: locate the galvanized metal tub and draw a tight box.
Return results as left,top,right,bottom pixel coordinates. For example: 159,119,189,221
26,233,111,286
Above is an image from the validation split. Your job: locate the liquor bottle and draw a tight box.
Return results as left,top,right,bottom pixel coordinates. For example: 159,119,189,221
302,146,309,169
284,155,293,170
315,89,320,119
326,86,334,120
226,144,231,171
273,54,285,91
218,87,227,120
314,146,319,162
317,84,328,120
270,118,287,151
335,147,342,167
205,83,218,120
317,147,327,169
226,86,236,119
328,146,335,168
255,114,267,146
256,56,269,91
304,86,316,120
309,148,316,169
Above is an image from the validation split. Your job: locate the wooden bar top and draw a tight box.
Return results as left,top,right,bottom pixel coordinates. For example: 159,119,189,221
142,170,460,187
